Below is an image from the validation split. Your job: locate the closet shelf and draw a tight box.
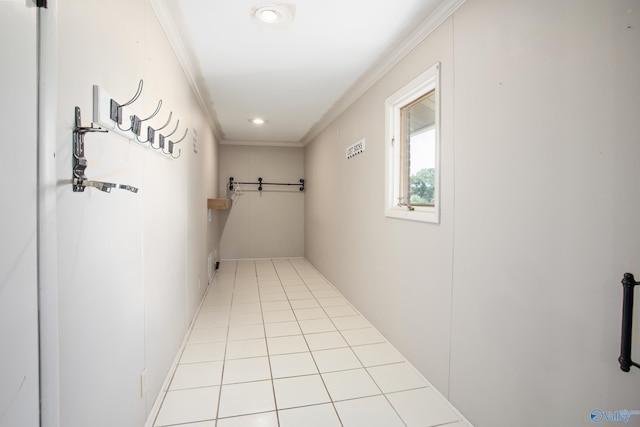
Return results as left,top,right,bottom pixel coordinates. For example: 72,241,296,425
207,198,231,210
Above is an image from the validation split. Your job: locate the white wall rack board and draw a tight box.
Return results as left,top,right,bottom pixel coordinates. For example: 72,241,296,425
93,81,188,159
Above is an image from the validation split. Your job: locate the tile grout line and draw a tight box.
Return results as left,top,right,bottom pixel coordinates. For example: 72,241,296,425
259,259,281,427
212,259,238,424
290,259,346,427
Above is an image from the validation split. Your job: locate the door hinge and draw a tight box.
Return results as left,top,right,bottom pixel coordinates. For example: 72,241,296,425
36,0,48,8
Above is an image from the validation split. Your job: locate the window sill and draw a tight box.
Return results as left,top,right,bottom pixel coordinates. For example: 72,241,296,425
385,206,439,224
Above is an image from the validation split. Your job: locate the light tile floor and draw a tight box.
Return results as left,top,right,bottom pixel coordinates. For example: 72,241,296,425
151,258,471,427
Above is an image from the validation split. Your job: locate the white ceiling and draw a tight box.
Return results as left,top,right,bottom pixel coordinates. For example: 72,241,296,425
151,0,455,145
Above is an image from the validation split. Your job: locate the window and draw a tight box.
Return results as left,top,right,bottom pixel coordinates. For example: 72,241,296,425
385,63,440,223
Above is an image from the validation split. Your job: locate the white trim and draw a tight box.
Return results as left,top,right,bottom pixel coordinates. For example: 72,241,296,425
148,0,224,142
220,139,304,148
143,284,211,427
149,0,464,147
38,3,60,427
301,0,465,146
385,63,441,224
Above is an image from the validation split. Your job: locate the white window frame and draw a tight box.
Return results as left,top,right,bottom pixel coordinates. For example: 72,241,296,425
384,62,440,224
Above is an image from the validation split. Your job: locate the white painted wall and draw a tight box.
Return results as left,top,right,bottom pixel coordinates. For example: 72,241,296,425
304,0,640,425
54,1,219,426
219,144,304,259
0,3,39,427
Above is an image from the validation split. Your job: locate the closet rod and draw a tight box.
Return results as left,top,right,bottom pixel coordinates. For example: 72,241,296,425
228,177,305,192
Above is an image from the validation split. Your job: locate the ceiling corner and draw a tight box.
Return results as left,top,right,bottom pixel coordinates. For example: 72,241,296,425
148,0,224,142
300,0,466,146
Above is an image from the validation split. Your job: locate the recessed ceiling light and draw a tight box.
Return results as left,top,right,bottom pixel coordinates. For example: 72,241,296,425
249,118,267,125
253,4,294,25
259,9,279,23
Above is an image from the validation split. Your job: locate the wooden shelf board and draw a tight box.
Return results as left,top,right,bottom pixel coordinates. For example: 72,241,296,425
207,198,231,210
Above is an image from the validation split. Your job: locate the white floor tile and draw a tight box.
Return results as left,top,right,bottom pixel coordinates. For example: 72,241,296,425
155,258,471,427
216,412,278,427
278,403,342,427
386,388,460,427
154,387,219,426
262,309,296,323
286,290,314,300
270,352,318,378
331,315,370,330
340,328,385,346
223,356,271,384
170,361,224,390
173,421,216,427
334,395,405,427
273,374,330,409
367,363,429,393
289,299,320,309
194,312,230,329
311,289,340,299
230,302,261,314
352,342,404,367
266,335,309,355
228,324,265,341
317,297,349,307
298,318,336,334
312,348,362,372
321,368,381,401
229,311,263,326
233,293,260,304
264,321,301,338
293,307,328,320
259,292,288,302
283,284,308,293
323,305,357,317
218,380,275,418
305,282,333,291
202,296,233,307
304,331,348,351
261,300,291,312
225,338,268,360
189,327,228,344
180,342,226,364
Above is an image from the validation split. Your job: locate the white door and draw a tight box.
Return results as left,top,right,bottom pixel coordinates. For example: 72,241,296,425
0,2,40,427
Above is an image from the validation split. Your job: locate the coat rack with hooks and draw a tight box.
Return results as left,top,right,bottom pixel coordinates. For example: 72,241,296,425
228,177,305,192
72,106,138,194
93,79,187,159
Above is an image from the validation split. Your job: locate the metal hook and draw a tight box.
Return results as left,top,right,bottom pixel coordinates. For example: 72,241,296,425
165,140,182,159
149,112,173,149
164,119,180,138
170,147,181,159
115,81,147,133
135,100,163,144
112,80,144,129
158,120,179,153
121,79,143,108
155,111,173,131
140,99,162,122
170,128,188,145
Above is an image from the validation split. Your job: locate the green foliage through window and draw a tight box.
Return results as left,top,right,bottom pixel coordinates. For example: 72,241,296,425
409,168,435,205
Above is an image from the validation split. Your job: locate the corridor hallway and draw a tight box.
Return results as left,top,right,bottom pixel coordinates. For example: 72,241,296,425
151,259,471,426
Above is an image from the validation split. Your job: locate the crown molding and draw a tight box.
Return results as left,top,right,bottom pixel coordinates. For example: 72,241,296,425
148,0,224,142
300,0,465,146
221,140,304,148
